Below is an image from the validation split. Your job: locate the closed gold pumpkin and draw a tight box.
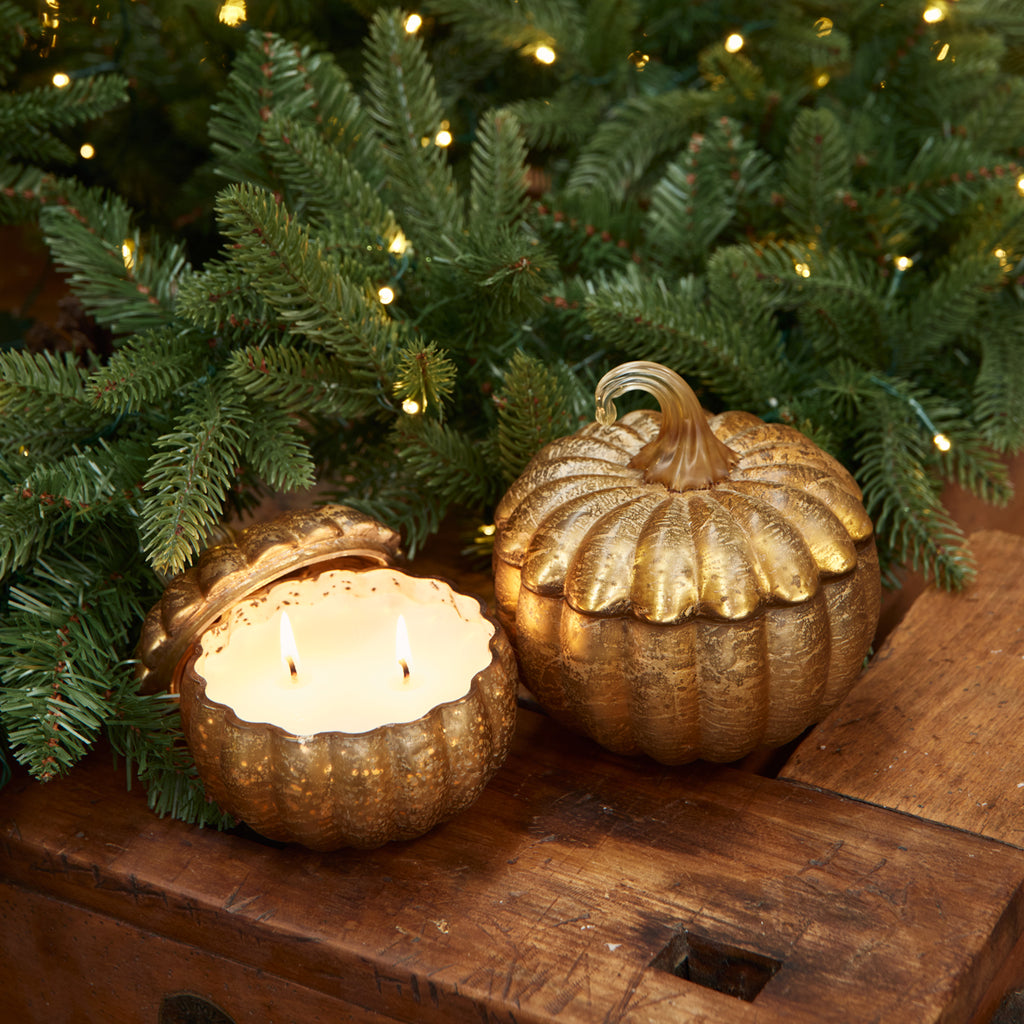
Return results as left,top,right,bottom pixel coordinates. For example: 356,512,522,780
493,361,880,764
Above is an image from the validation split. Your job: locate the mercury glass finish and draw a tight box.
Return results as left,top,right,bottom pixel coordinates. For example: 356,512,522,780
137,504,519,850
494,361,880,764
175,592,519,850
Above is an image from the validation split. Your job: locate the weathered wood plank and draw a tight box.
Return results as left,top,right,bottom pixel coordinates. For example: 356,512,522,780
2,705,1023,1023
784,530,1024,848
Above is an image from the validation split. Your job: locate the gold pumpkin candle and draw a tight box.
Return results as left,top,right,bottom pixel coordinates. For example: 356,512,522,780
137,506,518,851
493,360,880,766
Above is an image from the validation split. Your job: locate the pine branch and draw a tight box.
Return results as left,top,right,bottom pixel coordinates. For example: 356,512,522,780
225,345,374,417
208,32,319,193
781,107,852,237
212,182,399,389
583,267,786,408
566,89,717,200
494,349,575,480
363,9,463,251
0,75,129,166
174,260,279,338
469,109,530,238
261,112,400,247
502,84,607,150
0,546,156,781
139,379,251,574
392,416,495,507
391,340,458,419
973,321,1024,452
39,182,186,333
87,329,209,414
856,390,975,589
240,403,317,493
648,116,774,263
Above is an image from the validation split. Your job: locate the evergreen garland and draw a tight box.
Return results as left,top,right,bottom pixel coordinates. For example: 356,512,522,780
1,0,1023,820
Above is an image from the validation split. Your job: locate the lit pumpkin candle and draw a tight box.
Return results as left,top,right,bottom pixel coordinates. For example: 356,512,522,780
136,506,519,850
196,568,495,735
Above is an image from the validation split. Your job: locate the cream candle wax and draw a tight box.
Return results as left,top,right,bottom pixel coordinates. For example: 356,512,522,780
196,567,496,736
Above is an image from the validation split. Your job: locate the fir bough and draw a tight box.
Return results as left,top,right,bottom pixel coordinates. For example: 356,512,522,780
2,0,1024,820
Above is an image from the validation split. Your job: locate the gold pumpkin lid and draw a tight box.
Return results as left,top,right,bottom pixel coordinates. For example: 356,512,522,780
136,505,402,694
494,362,874,624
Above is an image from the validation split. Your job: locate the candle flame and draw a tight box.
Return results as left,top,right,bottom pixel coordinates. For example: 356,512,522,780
280,610,301,682
396,614,412,684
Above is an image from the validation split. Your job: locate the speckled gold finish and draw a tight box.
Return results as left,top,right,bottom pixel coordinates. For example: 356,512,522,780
136,505,403,695
493,361,880,764
137,504,519,849
175,583,519,850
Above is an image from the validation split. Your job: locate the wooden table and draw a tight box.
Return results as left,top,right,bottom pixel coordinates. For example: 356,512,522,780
3,531,1024,1023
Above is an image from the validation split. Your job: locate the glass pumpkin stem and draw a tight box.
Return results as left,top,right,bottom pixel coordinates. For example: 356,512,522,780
595,361,738,491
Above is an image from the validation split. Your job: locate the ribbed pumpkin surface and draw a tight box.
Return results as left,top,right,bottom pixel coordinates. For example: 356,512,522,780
493,405,880,764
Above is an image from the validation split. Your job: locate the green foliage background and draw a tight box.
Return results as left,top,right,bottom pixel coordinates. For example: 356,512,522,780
1,0,1023,820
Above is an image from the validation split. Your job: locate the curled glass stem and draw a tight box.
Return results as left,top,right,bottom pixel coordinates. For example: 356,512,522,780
595,361,738,491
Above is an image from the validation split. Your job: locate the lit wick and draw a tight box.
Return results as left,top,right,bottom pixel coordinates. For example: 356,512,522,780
280,611,302,685
396,615,413,688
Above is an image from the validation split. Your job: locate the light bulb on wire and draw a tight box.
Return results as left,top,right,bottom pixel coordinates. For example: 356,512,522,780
534,45,556,65
404,13,423,33
724,33,745,53
51,72,70,88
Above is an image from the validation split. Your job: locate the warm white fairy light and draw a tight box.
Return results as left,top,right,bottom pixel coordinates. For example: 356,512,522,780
479,523,496,537
79,143,95,159
378,285,395,305
933,433,952,452
534,45,556,65
923,5,945,22
815,17,833,37
1017,175,1024,195
629,51,650,69
389,230,408,255
404,13,423,34
936,42,950,60
402,397,420,415
434,126,453,147
51,72,70,88
895,255,914,271
815,72,831,88
794,262,811,278
724,33,745,53
121,239,136,271
217,0,246,26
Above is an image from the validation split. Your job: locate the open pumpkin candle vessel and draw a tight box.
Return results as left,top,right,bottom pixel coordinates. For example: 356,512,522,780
137,506,518,851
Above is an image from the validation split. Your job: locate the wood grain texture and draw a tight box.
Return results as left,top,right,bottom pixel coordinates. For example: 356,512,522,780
784,530,1024,847
3,707,1024,1023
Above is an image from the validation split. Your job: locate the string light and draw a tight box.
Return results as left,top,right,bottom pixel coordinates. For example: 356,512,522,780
794,262,811,278
217,1,246,25
389,230,408,255
936,43,950,60
933,433,952,452
534,45,556,65
1017,175,1024,195
894,255,914,271
378,285,395,305
401,398,420,415
815,72,831,88
628,51,650,69
724,33,745,53
479,523,496,537
814,17,833,37
51,72,70,88
403,13,423,33
121,239,136,272
434,122,453,147
923,5,945,22
79,143,95,159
